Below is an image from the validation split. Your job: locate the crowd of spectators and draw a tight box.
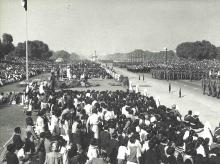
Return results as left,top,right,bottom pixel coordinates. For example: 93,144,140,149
0,56,54,87
3,82,220,164
0,92,22,105
58,62,113,81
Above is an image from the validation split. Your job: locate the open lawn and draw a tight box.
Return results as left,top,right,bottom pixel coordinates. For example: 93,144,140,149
0,105,26,149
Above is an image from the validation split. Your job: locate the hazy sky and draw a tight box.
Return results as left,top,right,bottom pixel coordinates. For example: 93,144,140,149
1,0,220,56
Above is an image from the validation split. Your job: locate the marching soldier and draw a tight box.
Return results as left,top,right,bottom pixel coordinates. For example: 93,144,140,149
179,88,182,98
201,76,207,95
190,70,193,81
208,78,212,96
169,83,171,93
212,79,217,97
217,78,220,98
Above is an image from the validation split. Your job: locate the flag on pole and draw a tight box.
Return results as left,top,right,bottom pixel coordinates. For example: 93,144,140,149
21,0,27,11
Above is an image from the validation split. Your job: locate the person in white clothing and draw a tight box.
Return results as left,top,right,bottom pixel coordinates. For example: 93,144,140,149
66,66,71,80
87,108,100,139
49,113,59,133
117,139,128,164
35,111,45,136
87,138,98,161
39,82,45,94
84,100,93,116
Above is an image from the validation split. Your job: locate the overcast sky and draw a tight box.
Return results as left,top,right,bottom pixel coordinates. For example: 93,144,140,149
1,0,220,56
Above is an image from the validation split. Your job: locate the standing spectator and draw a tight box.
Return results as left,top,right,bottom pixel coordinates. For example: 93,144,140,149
87,138,99,161
126,135,141,164
143,141,160,164
86,108,99,139
44,142,63,164
106,132,119,164
36,132,46,164
35,111,45,136
117,139,128,164
68,143,79,164
99,124,111,151
6,143,19,164
25,111,38,140
12,127,23,151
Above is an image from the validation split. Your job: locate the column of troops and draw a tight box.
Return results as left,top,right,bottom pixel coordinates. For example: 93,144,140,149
151,68,220,98
151,68,207,81
202,75,220,98
127,65,151,73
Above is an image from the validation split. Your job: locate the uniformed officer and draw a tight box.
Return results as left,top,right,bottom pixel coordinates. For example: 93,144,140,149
179,88,182,98
169,83,171,93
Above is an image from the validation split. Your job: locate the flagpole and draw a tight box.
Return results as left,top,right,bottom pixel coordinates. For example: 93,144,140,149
25,9,29,82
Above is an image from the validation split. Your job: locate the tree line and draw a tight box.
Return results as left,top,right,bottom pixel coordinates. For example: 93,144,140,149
0,33,80,61
176,40,220,60
0,33,53,59
1,33,220,61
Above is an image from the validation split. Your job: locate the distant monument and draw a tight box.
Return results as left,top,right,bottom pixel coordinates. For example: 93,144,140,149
91,50,98,62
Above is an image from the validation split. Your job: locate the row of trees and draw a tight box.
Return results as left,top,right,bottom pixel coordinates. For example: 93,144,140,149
50,50,80,62
0,33,81,61
1,33,219,61
14,40,53,59
176,40,220,60
0,33,15,58
0,33,53,59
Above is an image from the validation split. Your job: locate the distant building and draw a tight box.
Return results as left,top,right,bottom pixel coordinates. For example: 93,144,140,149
128,49,145,64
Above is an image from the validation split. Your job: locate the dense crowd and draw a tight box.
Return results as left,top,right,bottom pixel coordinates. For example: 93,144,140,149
0,56,54,87
3,80,220,164
57,62,113,81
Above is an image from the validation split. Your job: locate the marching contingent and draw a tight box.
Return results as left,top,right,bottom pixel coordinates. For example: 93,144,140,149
127,59,220,99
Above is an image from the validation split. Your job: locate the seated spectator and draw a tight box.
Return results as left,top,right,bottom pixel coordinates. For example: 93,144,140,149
184,110,193,123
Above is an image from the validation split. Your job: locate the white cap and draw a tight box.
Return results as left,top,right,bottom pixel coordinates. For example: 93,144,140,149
150,116,156,123
194,111,200,116
136,126,141,133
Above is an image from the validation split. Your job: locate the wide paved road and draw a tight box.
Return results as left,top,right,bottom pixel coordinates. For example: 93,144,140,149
115,67,220,129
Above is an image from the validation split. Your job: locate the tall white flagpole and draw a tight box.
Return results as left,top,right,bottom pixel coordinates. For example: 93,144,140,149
25,10,29,82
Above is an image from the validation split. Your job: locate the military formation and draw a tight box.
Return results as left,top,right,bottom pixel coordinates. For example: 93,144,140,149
201,75,220,98
126,59,220,98
151,67,207,81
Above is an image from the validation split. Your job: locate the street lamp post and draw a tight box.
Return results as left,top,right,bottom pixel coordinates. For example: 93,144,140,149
164,47,168,65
